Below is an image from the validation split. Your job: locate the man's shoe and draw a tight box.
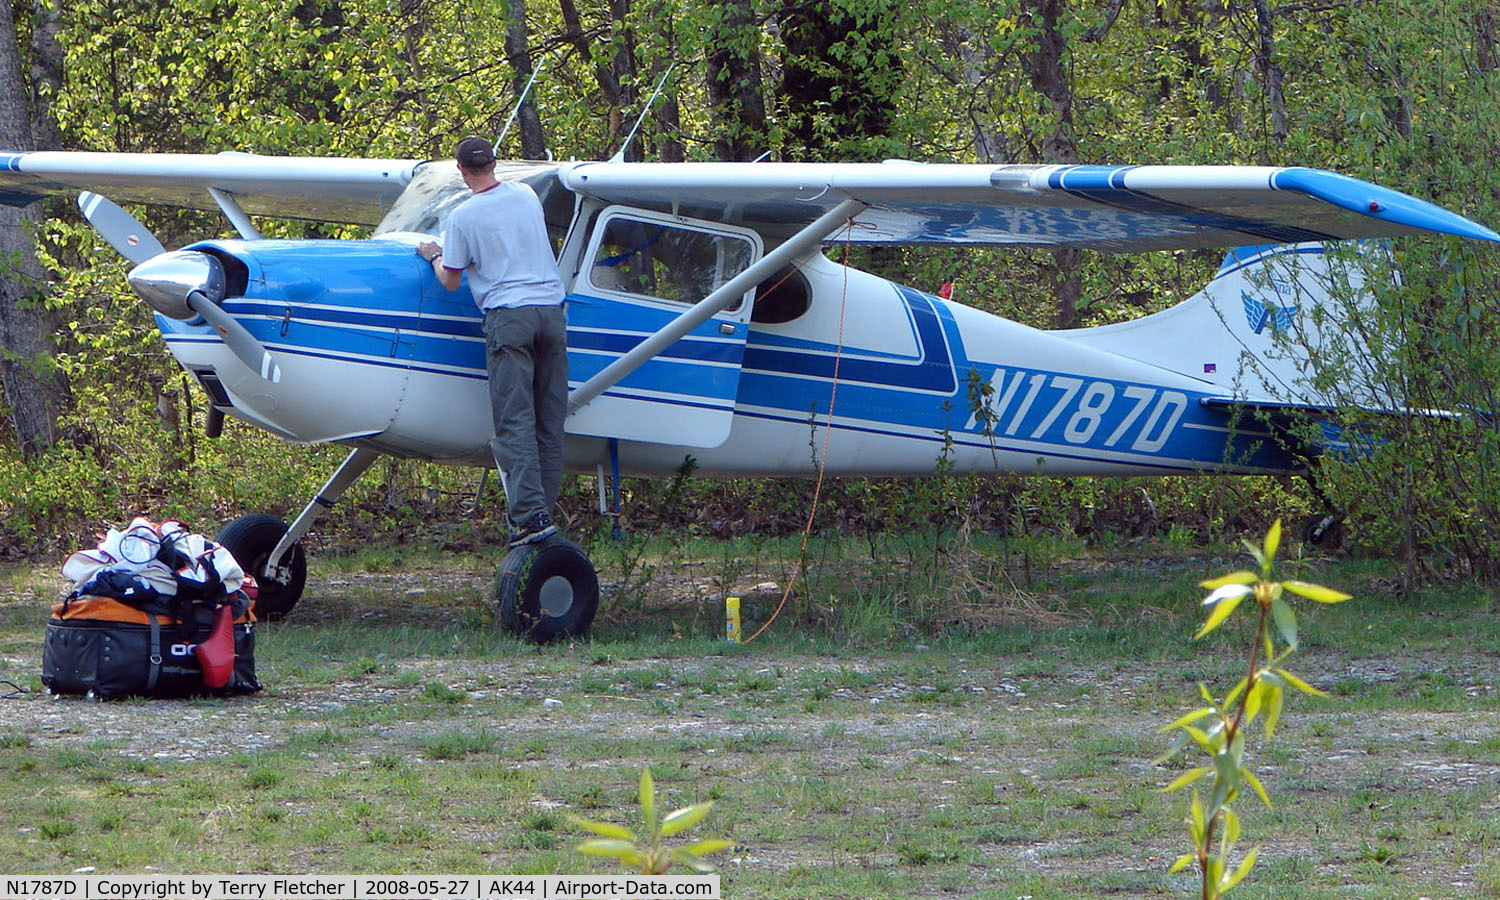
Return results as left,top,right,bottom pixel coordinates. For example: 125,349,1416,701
508,512,558,547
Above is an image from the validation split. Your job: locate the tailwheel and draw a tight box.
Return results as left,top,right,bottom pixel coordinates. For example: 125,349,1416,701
217,514,307,621
1296,513,1347,552
494,536,599,643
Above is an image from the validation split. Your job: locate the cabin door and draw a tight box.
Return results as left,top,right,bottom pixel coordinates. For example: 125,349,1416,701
564,207,761,448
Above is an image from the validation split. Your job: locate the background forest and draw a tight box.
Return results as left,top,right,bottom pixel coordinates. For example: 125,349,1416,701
1,0,1499,583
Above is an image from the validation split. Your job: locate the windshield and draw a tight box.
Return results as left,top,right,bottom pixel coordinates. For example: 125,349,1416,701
374,160,565,237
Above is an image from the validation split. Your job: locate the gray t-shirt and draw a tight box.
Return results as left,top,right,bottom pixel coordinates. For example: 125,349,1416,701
441,181,565,310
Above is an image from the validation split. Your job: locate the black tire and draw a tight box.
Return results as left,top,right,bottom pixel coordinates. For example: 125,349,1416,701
494,536,599,643
1296,514,1347,552
217,514,307,621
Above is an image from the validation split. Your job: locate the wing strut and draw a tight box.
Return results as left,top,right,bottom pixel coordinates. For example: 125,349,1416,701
208,187,264,240
566,196,869,415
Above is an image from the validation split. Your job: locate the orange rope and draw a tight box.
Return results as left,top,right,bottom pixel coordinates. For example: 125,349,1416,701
743,218,856,643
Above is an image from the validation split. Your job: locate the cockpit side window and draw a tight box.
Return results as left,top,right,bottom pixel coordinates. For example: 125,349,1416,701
588,215,756,311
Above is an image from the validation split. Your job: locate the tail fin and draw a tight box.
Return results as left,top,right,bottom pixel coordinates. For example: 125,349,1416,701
1067,241,1396,410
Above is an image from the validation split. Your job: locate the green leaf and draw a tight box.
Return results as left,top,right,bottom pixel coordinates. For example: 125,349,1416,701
1241,767,1273,809
1154,730,1191,765
1167,853,1195,875
1206,855,1225,891
660,801,713,837
1200,570,1258,589
680,838,733,857
1283,580,1352,603
1270,595,1298,650
567,815,635,841
1220,846,1260,893
1222,806,1241,851
1248,678,1270,723
1264,683,1285,739
1160,707,1216,734
1223,675,1250,710
1182,724,1218,754
1263,518,1282,564
1210,750,1240,811
1189,791,1206,845
1196,588,1247,638
1202,582,1253,607
640,768,657,835
1163,766,1213,792
1213,750,1240,790
669,849,716,874
1276,668,1328,698
1240,538,1266,570
578,839,644,864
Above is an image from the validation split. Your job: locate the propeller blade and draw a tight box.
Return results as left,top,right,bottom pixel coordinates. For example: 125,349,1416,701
77,192,166,265
187,293,283,383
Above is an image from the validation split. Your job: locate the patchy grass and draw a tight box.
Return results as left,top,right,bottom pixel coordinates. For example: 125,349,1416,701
0,534,1496,898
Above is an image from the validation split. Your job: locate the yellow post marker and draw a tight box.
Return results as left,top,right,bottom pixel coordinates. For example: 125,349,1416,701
725,595,741,643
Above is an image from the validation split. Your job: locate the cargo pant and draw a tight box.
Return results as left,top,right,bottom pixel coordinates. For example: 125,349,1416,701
483,303,569,526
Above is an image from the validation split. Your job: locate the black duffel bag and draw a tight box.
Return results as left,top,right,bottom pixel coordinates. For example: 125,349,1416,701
42,594,261,700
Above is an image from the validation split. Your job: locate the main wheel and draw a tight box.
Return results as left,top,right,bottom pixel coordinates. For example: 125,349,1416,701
217,514,307,621
494,537,599,643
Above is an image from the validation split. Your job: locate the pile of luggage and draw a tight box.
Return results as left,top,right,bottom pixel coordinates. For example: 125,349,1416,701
43,518,262,699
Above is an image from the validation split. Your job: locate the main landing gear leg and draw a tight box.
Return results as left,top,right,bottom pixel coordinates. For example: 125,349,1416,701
217,447,380,620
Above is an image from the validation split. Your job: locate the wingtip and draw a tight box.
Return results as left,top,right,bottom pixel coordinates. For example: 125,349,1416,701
1276,167,1500,243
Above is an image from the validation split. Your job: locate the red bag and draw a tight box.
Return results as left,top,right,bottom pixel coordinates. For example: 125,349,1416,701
194,603,236,690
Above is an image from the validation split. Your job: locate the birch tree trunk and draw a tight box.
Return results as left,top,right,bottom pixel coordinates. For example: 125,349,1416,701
505,0,548,159
0,0,65,456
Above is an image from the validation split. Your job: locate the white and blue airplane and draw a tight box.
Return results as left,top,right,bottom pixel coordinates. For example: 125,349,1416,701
2,150,1496,640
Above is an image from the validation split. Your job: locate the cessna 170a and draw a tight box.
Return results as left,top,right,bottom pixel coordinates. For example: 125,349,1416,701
1,150,1496,640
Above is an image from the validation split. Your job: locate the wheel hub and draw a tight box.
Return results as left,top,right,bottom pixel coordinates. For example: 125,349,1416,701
538,575,575,617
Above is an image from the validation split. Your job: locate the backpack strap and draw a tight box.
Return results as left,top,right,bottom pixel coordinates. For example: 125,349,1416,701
146,615,163,694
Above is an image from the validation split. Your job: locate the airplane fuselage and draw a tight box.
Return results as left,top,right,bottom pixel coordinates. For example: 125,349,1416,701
157,232,1293,481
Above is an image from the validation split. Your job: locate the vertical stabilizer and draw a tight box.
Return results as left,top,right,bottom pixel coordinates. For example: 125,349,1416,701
1065,241,1396,410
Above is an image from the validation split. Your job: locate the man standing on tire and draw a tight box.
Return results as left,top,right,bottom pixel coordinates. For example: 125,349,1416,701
417,136,569,546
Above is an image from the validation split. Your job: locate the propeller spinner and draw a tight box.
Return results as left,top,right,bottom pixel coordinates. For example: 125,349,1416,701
128,251,282,383
78,192,282,384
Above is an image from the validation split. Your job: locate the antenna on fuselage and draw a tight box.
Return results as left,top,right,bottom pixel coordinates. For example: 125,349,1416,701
495,60,548,153
609,62,677,164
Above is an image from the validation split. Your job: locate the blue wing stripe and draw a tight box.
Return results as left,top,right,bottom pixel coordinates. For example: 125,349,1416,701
1047,165,1340,244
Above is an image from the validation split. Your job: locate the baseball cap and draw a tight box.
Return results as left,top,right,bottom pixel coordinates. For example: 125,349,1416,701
455,136,496,168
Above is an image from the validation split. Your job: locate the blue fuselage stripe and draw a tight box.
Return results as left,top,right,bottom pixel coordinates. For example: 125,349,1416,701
742,286,955,393
162,275,1289,471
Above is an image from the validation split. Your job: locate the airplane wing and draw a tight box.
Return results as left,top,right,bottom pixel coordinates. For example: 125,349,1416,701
0,151,424,226
557,161,1500,250
3,152,1494,249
